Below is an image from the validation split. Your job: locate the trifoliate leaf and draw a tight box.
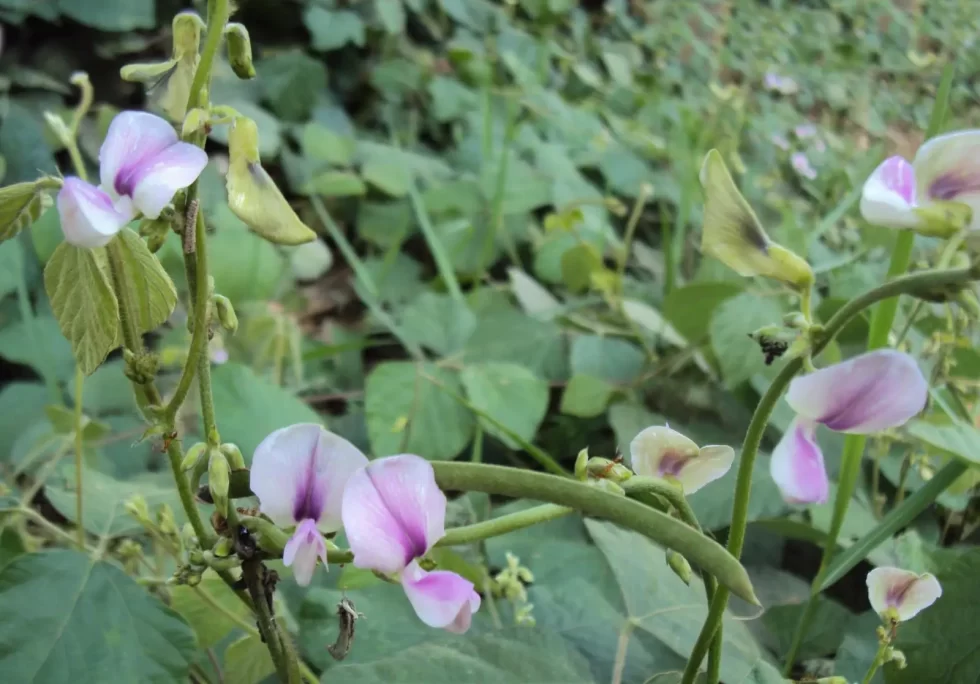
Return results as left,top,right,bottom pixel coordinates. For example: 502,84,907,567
112,228,178,334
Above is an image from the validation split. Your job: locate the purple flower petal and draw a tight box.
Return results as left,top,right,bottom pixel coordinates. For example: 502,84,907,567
56,177,134,248
630,425,699,478
860,156,920,229
770,419,828,504
400,560,481,633
785,350,927,433
128,142,207,218
866,566,941,622
913,130,980,229
100,111,178,198
249,424,368,532
283,518,328,587
791,152,817,180
342,454,447,575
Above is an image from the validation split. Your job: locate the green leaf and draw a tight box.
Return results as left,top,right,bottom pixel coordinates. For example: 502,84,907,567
763,595,853,661
365,362,475,460
0,315,75,383
362,156,412,197
304,6,366,51
463,307,568,381
45,466,182,537
376,0,406,34
258,50,327,121
57,0,154,30
621,299,687,348
300,122,355,166
0,181,52,243
0,383,49,459
44,242,120,375
560,243,602,293
0,549,196,682
508,267,561,320
561,374,615,418
170,572,251,649
585,520,784,683
112,228,178,335
663,281,743,341
906,417,980,465
224,632,275,684
0,238,24,299
460,362,549,448
288,239,333,281
211,362,324,458
570,335,644,384
398,292,477,356
885,546,980,684
210,229,286,303
709,292,785,387
0,103,56,183
303,170,367,197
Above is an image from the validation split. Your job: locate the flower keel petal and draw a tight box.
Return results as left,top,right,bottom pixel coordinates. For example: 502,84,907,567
57,178,133,248
283,518,328,587
400,560,481,633
770,419,828,504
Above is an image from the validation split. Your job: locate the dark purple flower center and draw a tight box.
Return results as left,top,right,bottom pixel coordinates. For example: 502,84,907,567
292,441,325,522
885,576,916,608
366,468,428,562
658,450,688,477
928,172,980,201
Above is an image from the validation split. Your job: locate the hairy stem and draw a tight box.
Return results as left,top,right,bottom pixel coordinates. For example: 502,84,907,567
242,559,294,683
73,365,85,550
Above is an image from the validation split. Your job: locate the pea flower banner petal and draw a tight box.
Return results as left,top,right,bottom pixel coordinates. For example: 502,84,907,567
250,424,368,586
866,566,941,622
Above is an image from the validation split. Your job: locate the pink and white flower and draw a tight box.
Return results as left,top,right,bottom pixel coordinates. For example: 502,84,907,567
770,350,927,504
630,425,734,494
791,152,817,180
866,567,941,622
56,111,207,248
860,130,980,231
342,455,481,633
249,424,368,586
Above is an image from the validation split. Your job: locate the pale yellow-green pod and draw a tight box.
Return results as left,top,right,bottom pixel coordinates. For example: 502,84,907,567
226,116,317,246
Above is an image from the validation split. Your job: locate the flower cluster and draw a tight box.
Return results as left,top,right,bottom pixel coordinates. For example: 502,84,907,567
866,566,941,623
249,424,481,633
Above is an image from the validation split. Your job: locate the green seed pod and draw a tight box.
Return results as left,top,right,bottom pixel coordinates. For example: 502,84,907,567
213,294,239,334
224,23,256,79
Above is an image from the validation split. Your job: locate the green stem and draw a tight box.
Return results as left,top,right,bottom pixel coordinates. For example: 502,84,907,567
242,559,294,684
440,503,572,546
430,462,759,605
681,263,979,683
73,365,85,550
861,639,889,684
187,1,228,114
616,185,651,284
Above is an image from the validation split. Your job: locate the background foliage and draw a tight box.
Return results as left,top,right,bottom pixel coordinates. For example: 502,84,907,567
0,0,979,682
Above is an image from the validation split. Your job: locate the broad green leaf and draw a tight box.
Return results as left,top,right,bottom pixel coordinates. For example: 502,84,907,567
398,292,476,356
663,281,743,341
112,228,178,335
44,242,120,375
762,595,854,661
57,0,154,31
45,466,183,537
224,633,275,684
0,181,52,243
906,418,980,466
561,374,615,418
304,170,367,197
460,362,549,448
362,156,412,197
0,550,196,682
560,243,602,293
585,520,784,684
210,229,286,303
300,122,355,166
709,292,785,387
886,546,980,684
258,50,327,121
365,362,474,460
463,308,568,381
0,383,49,459
376,0,406,34
834,613,884,684
171,573,251,649
0,102,56,183
571,335,644,384
0,239,23,298
304,6,366,51
622,299,687,348
211,362,324,458
508,267,561,320
0,316,79,384
357,201,414,249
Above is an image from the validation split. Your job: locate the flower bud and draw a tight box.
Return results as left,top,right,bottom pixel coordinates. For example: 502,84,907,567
213,294,238,334
181,442,208,471
181,107,209,139
208,450,231,516
213,536,235,558
226,116,317,245
157,504,179,539
139,216,172,253
219,442,246,470
574,448,589,481
666,550,693,585
125,494,151,526
888,648,907,669
224,23,256,79
586,457,633,483
123,349,160,384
